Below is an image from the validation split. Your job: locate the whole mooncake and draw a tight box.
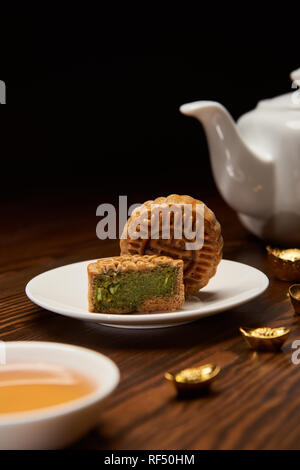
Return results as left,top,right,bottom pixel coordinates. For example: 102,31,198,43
88,255,184,313
120,195,223,295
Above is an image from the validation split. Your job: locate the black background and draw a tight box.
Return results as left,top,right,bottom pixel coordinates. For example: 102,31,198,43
2,5,299,201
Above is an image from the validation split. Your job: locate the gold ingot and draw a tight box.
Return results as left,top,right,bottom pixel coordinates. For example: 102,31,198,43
289,284,300,315
239,326,290,351
165,364,220,396
267,246,300,282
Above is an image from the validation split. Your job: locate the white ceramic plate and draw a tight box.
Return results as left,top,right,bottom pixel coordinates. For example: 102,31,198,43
26,259,269,329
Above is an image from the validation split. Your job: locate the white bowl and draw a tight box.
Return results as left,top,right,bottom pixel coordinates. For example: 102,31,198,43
0,341,120,450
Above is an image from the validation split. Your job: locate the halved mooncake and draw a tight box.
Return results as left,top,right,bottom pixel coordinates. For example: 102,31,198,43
88,255,184,313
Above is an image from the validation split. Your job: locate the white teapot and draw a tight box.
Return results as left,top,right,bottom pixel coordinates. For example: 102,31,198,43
180,69,300,246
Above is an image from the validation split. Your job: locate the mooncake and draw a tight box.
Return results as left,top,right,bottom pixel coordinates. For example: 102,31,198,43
88,255,184,313
120,194,223,295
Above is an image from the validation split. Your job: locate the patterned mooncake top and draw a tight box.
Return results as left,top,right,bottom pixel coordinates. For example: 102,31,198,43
88,255,183,275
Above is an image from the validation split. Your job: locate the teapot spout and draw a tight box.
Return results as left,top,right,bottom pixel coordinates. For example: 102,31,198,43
180,101,274,218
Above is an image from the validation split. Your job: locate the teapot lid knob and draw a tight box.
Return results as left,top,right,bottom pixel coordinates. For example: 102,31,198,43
290,68,300,84
257,69,300,110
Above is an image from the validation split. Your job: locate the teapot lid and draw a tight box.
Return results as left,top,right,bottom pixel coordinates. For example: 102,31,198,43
257,68,300,111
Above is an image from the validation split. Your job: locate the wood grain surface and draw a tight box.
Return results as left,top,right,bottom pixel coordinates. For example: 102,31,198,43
1,191,300,450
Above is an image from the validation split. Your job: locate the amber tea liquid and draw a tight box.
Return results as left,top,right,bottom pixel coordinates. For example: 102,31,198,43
0,363,96,414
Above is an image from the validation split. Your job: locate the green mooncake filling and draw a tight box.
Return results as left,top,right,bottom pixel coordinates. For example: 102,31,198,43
93,266,178,312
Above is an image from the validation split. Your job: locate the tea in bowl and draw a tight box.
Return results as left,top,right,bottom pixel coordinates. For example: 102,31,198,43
0,341,119,449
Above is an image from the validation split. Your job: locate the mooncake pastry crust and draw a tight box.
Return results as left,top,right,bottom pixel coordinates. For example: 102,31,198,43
88,254,182,275
88,254,185,313
120,194,223,295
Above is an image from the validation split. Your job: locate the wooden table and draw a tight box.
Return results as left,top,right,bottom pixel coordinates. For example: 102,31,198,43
1,190,300,450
